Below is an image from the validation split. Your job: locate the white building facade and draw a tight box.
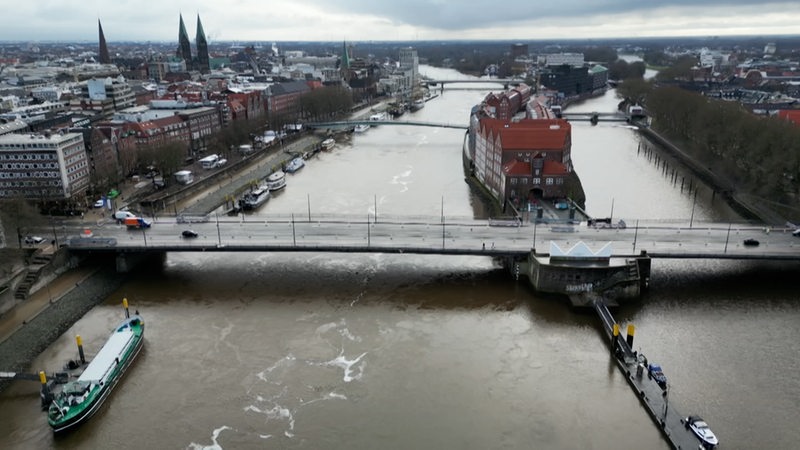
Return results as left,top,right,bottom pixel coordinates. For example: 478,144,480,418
0,132,90,199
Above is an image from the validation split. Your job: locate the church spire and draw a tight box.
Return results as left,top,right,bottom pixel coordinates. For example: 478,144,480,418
195,14,210,73
341,41,350,70
98,19,111,64
177,14,193,65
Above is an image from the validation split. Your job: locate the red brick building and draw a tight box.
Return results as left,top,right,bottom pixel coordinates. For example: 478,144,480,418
474,117,572,206
227,90,266,121
267,81,311,118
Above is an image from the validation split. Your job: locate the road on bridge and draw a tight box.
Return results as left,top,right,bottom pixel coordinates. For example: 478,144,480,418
44,216,800,259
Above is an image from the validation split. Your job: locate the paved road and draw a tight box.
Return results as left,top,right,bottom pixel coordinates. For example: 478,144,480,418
49,216,800,259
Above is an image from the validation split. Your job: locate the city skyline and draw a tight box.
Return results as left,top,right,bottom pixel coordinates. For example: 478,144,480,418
1,0,799,43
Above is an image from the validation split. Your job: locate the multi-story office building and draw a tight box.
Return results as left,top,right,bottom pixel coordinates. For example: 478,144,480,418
0,132,89,200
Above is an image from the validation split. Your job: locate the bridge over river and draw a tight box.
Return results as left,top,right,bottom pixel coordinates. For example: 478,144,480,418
62,215,799,261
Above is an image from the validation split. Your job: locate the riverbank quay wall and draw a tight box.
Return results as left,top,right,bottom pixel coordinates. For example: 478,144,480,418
637,126,784,225
0,254,129,394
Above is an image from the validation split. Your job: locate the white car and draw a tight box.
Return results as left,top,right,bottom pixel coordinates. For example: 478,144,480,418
93,199,105,208
24,235,45,245
685,415,718,448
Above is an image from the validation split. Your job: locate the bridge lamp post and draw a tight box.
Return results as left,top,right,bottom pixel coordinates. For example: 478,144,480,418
141,226,147,247
441,196,446,249
367,214,371,247
689,189,698,228
724,223,731,253
632,220,639,253
215,213,221,246
532,218,538,253
291,213,297,246
50,217,58,248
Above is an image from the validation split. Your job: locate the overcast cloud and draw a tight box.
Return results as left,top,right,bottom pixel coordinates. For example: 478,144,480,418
1,0,799,42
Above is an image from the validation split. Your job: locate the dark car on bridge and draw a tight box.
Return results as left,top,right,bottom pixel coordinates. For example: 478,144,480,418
181,230,199,238
743,238,760,247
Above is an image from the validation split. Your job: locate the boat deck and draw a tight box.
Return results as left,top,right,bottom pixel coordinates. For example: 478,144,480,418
77,330,134,382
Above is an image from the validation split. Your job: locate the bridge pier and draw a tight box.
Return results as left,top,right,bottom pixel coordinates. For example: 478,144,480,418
116,252,166,273
524,249,650,303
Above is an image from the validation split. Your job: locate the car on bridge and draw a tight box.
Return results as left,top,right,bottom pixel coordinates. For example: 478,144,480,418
24,235,45,245
647,363,667,389
181,230,199,238
743,238,760,247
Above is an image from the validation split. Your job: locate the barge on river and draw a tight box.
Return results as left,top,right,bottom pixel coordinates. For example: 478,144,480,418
46,310,145,433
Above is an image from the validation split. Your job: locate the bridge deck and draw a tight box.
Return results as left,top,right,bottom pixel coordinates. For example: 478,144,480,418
58,215,800,262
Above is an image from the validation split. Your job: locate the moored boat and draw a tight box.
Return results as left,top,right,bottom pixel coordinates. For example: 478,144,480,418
388,103,405,117
354,124,370,133
47,305,144,434
410,98,425,111
266,170,286,191
284,157,305,174
321,138,335,150
239,184,270,210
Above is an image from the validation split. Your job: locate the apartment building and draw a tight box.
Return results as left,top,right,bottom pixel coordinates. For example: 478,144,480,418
0,132,89,200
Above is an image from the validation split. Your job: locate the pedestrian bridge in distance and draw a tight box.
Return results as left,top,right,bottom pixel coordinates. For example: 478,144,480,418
423,79,526,89
305,120,468,130
60,215,800,262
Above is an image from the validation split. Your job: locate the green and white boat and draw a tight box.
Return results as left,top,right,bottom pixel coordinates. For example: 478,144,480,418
47,311,144,433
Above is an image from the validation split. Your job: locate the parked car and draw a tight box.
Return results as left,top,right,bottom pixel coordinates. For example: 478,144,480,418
181,230,199,238
684,415,719,448
792,228,800,237
93,199,105,208
743,238,760,247
647,363,667,389
24,235,45,245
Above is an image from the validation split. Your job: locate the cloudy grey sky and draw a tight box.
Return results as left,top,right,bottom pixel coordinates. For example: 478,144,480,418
2,0,799,42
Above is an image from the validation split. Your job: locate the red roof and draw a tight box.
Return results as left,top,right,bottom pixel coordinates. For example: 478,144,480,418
778,109,800,126
503,159,530,175
500,127,568,150
502,158,568,176
542,159,568,175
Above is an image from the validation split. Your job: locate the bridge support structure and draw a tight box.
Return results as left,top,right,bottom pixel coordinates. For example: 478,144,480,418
524,248,650,304
116,252,166,273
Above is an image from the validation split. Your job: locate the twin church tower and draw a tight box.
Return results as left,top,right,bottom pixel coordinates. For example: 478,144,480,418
97,13,210,73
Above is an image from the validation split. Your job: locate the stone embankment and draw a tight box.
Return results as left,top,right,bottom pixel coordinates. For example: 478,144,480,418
638,127,788,225
0,256,126,393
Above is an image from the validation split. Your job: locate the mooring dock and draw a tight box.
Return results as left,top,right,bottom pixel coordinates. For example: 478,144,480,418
591,295,718,449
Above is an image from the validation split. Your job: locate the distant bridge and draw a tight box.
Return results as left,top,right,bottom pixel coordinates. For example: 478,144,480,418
424,79,526,89
306,120,468,130
560,112,631,123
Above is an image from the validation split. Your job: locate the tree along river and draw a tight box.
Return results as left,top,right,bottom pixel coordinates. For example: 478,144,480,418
0,66,798,449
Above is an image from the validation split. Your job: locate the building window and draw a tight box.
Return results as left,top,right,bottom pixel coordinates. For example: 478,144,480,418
546,178,553,185
533,178,540,185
